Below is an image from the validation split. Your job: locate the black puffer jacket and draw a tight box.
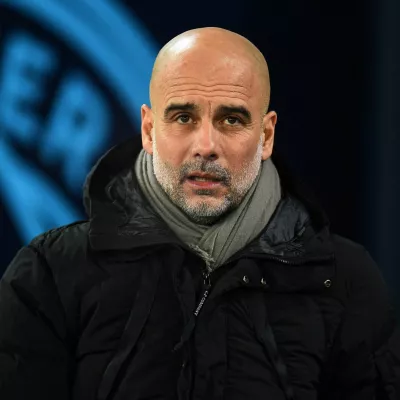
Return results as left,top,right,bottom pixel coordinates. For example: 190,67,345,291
1,137,399,400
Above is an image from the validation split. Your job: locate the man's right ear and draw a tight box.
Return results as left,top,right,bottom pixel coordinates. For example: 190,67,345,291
141,104,154,155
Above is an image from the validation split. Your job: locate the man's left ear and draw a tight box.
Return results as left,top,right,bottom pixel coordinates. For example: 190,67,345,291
261,111,277,160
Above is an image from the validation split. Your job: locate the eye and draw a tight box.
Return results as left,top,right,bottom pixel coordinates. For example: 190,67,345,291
224,116,241,126
176,114,192,124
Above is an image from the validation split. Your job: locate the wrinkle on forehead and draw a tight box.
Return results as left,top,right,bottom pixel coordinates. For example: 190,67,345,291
164,93,251,105
167,79,249,89
163,80,252,103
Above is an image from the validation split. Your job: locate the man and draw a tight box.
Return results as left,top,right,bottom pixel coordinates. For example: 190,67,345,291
0,27,399,400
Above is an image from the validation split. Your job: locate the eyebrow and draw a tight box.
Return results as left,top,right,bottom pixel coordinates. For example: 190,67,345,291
215,105,252,122
163,102,199,118
163,102,252,122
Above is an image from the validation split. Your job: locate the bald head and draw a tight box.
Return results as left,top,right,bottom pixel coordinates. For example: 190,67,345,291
150,27,271,113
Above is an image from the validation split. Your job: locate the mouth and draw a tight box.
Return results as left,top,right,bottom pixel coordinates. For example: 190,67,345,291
185,172,224,189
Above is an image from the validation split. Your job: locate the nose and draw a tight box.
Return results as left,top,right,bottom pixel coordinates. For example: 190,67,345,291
191,121,218,161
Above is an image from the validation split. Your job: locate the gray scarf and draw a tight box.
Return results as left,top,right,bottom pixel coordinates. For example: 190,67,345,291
134,150,281,271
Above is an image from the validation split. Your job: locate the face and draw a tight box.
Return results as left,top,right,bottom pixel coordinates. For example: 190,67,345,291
142,47,277,225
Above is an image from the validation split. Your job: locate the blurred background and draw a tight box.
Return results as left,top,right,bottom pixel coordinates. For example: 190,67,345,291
0,1,399,310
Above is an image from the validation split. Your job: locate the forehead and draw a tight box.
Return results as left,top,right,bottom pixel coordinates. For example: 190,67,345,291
155,55,262,109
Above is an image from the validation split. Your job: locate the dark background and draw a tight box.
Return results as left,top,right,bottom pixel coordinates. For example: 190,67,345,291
1,0,399,309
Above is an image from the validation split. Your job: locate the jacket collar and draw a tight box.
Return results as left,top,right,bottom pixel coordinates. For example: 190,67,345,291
85,136,333,259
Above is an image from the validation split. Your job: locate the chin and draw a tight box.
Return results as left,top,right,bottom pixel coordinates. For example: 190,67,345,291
187,197,225,210
184,197,233,221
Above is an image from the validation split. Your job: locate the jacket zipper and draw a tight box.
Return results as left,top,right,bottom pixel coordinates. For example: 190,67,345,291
173,271,212,352
194,271,212,317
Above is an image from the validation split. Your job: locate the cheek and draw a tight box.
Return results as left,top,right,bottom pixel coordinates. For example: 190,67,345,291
226,140,260,171
156,129,188,166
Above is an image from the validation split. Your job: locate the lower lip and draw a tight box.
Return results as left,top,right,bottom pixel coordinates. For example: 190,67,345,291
186,179,223,189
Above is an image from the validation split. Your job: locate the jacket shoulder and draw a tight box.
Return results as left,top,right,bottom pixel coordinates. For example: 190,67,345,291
328,233,392,317
330,233,377,278
329,233,395,341
30,221,89,255
331,233,367,258
27,221,93,315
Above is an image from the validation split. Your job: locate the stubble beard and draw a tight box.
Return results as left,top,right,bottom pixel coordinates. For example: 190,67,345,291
152,136,263,225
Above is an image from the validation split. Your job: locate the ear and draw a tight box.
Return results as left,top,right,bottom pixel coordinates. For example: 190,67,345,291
141,104,154,155
261,111,277,160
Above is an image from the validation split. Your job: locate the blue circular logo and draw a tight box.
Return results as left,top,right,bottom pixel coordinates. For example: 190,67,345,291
0,0,158,244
